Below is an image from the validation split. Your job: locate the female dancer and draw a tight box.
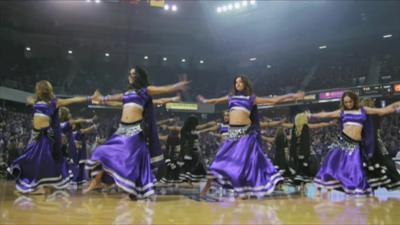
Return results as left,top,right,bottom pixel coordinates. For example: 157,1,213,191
59,107,94,164
84,66,189,199
159,118,216,184
8,80,98,193
199,75,304,198
161,117,216,183
159,129,182,184
270,127,291,179
179,116,217,183
198,111,230,142
71,122,98,188
282,113,335,190
361,98,400,190
308,91,400,196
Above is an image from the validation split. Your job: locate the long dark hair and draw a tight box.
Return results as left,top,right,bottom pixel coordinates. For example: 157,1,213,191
289,124,310,164
128,66,150,91
232,75,253,96
179,115,199,155
275,127,287,148
167,129,180,146
340,91,360,110
181,115,199,135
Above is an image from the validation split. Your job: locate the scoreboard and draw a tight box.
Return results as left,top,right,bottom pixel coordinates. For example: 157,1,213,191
359,84,392,96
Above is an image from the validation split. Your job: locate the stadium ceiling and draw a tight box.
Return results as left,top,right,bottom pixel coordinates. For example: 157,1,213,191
1,1,399,61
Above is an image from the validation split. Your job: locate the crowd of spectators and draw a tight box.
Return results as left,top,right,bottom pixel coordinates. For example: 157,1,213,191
2,40,400,101
306,51,371,91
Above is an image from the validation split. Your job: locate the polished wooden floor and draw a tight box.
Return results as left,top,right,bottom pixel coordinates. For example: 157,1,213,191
1,181,399,225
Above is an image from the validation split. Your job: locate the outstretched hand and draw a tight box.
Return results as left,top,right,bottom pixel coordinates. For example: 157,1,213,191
294,91,305,100
174,80,191,92
197,95,206,103
91,90,103,105
305,110,312,119
179,73,188,81
173,93,182,102
26,96,35,105
329,120,337,125
91,115,98,122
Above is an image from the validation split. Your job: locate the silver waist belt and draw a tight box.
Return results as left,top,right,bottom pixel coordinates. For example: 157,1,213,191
329,135,360,153
227,125,250,140
114,123,143,136
29,128,54,143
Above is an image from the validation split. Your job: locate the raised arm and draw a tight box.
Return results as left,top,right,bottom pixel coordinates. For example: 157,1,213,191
58,90,103,107
197,95,229,105
281,122,294,129
80,124,98,134
161,125,181,132
261,136,275,144
153,94,181,105
57,96,89,107
101,101,123,107
364,101,400,116
308,121,336,129
97,94,179,107
157,118,177,126
70,118,93,125
94,93,124,105
307,110,341,119
260,118,286,128
210,132,223,139
147,80,190,96
197,125,219,134
196,121,217,130
255,91,305,105
159,135,168,142
26,96,35,106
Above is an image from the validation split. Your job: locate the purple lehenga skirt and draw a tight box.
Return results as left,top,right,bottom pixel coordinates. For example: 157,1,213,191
207,125,283,198
70,139,89,186
313,133,372,195
70,152,89,186
8,128,71,193
86,121,156,199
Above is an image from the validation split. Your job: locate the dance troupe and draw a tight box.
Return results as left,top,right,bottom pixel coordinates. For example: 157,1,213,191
7,66,400,200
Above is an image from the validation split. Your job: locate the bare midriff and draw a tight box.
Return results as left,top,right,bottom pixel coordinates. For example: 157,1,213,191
229,110,251,126
342,125,363,141
120,105,143,123
33,116,50,130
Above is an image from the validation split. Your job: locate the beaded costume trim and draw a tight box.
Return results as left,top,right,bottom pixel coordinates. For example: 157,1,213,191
328,135,359,154
227,125,251,141
114,123,142,136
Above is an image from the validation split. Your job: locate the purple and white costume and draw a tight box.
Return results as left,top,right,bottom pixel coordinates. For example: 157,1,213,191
313,107,381,195
8,99,71,193
70,130,89,186
207,95,283,198
86,88,163,199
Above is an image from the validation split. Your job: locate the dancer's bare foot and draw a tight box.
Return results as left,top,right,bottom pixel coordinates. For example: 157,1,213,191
128,194,137,201
316,188,321,198
276,183,283,191
82,180,102,194
322,189,331,199
200,179,212,198
43,186,55,195
200,190,208,198
238,195,248,200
